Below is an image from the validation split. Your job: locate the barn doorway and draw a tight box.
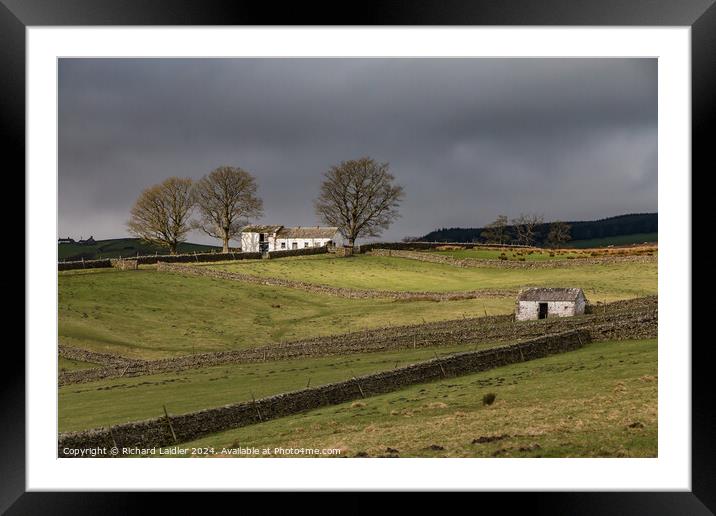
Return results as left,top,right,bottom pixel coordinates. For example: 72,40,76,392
538,303,548,319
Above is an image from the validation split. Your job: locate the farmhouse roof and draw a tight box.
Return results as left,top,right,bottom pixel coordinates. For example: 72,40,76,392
276,226,339,239
242,225,284,234
517,287,585,302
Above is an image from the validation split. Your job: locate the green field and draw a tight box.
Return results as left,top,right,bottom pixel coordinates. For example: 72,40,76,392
565,233,658,248
58,268,514,359
58,237,220,262
166,338,657,458
58,248,658,458
58,255,655,359
59,357,100,372
205,254,656,299
424,247,586,261
59,340,508,433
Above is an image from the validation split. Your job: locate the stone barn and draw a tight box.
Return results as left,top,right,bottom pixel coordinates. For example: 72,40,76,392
515,287,587,321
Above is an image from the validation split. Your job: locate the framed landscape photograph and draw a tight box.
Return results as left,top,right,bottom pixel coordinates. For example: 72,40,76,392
10,0,712,511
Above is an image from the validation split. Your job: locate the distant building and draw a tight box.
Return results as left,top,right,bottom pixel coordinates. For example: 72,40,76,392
515,287,587,321
58,237,75,244
240,225,341,253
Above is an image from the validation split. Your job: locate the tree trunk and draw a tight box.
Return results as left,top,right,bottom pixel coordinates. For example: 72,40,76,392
169,242,177,255
222,237,230,254
348,238,355,247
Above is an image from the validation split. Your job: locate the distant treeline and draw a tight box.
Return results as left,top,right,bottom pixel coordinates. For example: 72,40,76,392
420,213,657,245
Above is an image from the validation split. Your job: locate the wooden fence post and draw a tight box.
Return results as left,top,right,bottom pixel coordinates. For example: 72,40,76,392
250,391,263,421
434,352,447,378
353,377,365,398
349,370,365,398
163,405,178,443
109,427,118,450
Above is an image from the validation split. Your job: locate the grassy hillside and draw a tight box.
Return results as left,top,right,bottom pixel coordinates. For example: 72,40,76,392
206,254,656,298
58,357,100,372
57,246,658,459
421,212,657,245
58,268,514,359
59,339,508,433
161,338,657,458
423,247,586,261
58,237,220,261
58,255,656,359
565,232,658,248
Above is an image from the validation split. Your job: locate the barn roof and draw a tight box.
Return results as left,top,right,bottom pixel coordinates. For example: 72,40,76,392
276,226,339,239
242,225,284,234
517,287,585,302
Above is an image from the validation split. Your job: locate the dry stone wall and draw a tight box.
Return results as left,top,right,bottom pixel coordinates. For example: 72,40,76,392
111,259,138,270
58,247,327,271
136,251,263,264
261,246,329,259
358,242,530,252
368,248,657,269
58,330,590,457
58,259,112,271
155,262,515,300
59,297,656,386
59,345,146,368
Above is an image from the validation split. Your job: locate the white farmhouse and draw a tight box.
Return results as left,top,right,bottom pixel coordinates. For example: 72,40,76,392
240,225,341,253
515,287,587,321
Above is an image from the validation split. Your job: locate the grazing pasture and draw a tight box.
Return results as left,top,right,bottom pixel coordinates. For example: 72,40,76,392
425,247,586,261
57,247,658,458
59,339,508,433
422,245,656,261
58,254,656,360
168,338,657,458
58,268,514,359
203,254,656,299
59,357,100,372
564,232,658,248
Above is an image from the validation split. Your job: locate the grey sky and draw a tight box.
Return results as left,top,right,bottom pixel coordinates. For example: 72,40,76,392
58,58,657,244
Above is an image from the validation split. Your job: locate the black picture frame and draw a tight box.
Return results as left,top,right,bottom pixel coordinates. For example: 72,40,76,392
6,0,710,512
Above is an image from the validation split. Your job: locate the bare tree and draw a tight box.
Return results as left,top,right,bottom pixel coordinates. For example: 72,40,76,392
511,213,544,246
481,215,510,244
193,166,263,252
314,157,404,246
547,220,572,247
127,177,194,254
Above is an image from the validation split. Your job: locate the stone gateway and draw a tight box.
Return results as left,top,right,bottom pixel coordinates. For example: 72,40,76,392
515,287,587,321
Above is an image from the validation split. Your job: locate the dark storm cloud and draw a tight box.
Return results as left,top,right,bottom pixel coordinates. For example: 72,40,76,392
58,58,657,243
